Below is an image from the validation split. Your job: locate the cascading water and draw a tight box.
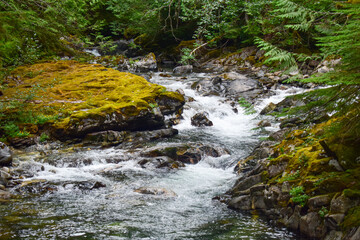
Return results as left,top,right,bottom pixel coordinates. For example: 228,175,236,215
1,71,303,239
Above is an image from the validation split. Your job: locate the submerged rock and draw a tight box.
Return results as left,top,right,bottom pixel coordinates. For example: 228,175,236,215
134,187,177,197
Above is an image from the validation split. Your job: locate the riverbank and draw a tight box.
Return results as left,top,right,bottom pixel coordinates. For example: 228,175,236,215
1,45,359,239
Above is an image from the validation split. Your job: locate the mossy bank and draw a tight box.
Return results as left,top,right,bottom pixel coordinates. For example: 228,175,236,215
226,113,360,239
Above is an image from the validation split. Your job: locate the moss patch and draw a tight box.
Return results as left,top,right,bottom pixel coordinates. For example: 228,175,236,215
2,60,182,140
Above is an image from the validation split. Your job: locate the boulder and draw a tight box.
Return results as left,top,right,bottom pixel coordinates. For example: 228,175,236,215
6,61,186,142
191,112,213,127
156,91,185,115
299,212,327,239
228,195,252,210
0,142,12,166
173,65,193,74
134,53,157,72
141,144,227,164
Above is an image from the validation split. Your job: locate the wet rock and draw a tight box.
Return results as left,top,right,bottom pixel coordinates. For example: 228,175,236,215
284,205,302,231
325,214,345,230
141,144,227,164
8,137,36,148
280,117,302,129
53,110,166,141
257,120,271,127
156,92,185,115
0,142,12,166
134,53,157,72
191,112,213,127
173,65,193,74
330,194,355,214
126,128,179,144
325,230,343,240
231,173,263,192
83,130,127,145
268,162,287,178
135,187,177,197
227,78,259,95
0,189,11,200
260,102,277,115
299,212,327,239
308,195,332,211
348,227,360,240
228,195,251,210
97,39,143,57
138,156,185,170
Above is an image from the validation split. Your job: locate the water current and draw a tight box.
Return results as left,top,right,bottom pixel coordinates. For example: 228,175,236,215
1,71,304,239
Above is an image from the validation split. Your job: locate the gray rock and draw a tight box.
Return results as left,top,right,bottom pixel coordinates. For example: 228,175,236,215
324,230,343,240
330,194,355,214
0,142,12,167
228,78,259,94
260,102,276,115
299,212,326,238
329,159,344,171
349,226,360,240
228,195,252,210
232,173,263,192
308,195,332,211
191,112,213,127
141,143,227,165
252,195,267,209
325,214,345,230
284,205,302,231
173,65,193,74
134,53,157,72
0,189,11,200
318,66,330,74
83,130,127,145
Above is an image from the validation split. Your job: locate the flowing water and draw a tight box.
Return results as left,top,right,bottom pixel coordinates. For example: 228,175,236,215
1,72,303,239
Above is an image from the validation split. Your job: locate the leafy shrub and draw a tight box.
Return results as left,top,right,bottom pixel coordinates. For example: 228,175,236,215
290,186,309,207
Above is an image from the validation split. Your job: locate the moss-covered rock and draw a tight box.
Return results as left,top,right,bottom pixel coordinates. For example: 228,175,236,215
2,61,184,141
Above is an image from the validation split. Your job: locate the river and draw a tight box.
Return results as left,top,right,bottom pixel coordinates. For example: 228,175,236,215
1,71,302,239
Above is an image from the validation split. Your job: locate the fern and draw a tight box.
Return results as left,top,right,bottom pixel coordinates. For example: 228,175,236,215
255,37,298,73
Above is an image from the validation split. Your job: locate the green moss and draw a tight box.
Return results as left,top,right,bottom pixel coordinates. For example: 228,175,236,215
3,60,180,138
343,189,360,199
342,206,360,230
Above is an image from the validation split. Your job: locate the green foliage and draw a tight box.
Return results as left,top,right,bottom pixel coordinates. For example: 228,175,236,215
238,97,256,115
255,37,298,73
290,186,309,207
318,206,329,218
3,123,30,138
314,3,360,85
39,133,49,143
281,170,300,182
180,47,195,65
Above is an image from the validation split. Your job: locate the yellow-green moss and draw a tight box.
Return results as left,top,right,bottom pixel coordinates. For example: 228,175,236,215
3,60,177,135
342,206,360,230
